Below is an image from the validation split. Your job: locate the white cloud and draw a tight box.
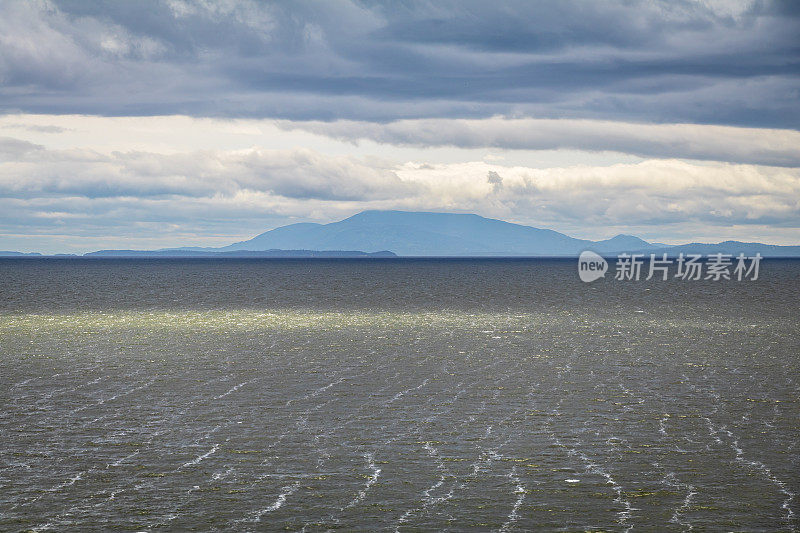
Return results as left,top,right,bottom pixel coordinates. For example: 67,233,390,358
0,144,414,201
1,130,798,252
276,117,800,167
392,159,800,229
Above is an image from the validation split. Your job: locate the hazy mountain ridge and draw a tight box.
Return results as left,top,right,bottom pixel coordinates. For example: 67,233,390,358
2,211,799,257
84,249,396,258
646,241,800,257
222,211,619,256
215,210,799,257
0,251,42,256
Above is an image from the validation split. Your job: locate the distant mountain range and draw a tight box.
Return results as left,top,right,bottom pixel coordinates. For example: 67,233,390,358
169,210,800,257
2,210,799,257
206,211,657,257
84,249,395,258
0,251,43,256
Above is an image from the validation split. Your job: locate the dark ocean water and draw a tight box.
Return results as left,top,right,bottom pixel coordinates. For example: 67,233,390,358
1,258,798,532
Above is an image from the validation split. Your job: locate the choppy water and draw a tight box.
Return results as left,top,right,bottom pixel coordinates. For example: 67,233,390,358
1,258,798,531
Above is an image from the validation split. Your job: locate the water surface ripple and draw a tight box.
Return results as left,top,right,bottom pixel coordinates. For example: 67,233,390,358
1,258,798,531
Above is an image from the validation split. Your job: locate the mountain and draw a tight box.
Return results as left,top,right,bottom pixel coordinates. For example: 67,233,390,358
591,234,658,254
0,251,42,256
220,210,638,256
213,211,800,257
5,211,798,257
647,241,800,257
85,249,395,258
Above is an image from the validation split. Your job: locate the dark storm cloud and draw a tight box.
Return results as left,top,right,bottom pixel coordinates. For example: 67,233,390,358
0,0,798,128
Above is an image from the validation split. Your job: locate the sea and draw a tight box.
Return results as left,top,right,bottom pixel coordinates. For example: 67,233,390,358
1,258,798,531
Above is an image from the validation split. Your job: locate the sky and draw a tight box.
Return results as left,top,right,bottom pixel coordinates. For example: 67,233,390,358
0,0,799,253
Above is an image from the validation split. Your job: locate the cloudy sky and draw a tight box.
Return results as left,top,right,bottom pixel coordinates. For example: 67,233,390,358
1,0,798,253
